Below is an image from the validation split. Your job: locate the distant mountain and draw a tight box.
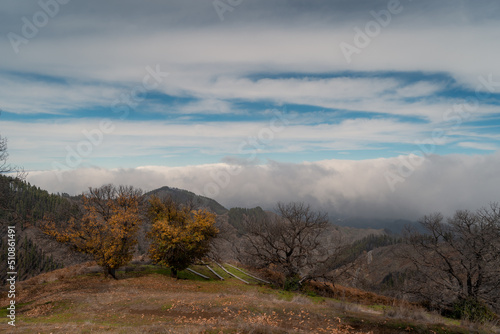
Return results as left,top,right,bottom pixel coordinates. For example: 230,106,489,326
145,186,421,234
335,217,419,234
227,206,268,235
145,186,228,215
226,206,386,243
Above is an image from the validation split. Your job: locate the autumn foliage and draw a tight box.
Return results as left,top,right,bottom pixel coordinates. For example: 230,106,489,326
43,184,142,278
147,196,218,277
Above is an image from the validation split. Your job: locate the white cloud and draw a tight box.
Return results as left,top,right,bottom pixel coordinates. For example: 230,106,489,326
3,21,500,91
1,1,500,124
2,118,432,170
395,81,444,98
26,151,500,221
458,142,498,151
2,0,500,226
0,75,120,115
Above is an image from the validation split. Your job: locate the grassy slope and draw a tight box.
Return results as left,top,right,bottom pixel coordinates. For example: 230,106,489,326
0,263,493,334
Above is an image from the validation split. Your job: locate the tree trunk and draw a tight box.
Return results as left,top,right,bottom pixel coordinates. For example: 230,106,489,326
107,267,118,280
171,267,178,278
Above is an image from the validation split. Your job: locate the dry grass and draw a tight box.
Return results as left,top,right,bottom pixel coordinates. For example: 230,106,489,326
0,263,488,334
460,318,500,334
306,281,397,306
384,305,431,322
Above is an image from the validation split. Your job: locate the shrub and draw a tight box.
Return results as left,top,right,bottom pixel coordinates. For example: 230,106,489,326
283,275,301,291
450,297,496,324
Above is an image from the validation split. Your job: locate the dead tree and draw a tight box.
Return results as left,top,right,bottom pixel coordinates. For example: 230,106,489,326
402,205,500,313
0,136,26,226
238,202,342,288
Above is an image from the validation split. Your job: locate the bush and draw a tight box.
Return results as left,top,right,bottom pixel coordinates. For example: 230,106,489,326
450,298,496,323
283,275,301,291
384,305,429,322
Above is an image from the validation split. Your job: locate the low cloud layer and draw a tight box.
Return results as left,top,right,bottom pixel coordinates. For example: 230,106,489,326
27,152,500,221
3,0,500,227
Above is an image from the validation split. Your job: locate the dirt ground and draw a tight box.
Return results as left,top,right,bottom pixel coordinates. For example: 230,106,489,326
0,263,483,334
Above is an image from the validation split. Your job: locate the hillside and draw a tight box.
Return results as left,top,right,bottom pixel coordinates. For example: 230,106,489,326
336,217,420,234
333,244,414,296
0,176,82,281
1,179,391,282
1,179,498,333
0,262,489,334
146,186,228,215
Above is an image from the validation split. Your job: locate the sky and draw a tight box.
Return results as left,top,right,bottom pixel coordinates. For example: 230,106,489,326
1,0,500,221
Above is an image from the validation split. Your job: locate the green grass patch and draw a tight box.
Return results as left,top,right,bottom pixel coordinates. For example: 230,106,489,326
255,285,295,301
22,311,78,324
148,266,171,276
426,324,471,334
443,318,462,326
367,304,390,311
0,307,8,319
190,264,218,278
177,269,211,281
0,301,36,323
276,290,295,301
20,300,75,324
161,303,173,310
308,295,327,304
132,264,216,281
222,264,262,283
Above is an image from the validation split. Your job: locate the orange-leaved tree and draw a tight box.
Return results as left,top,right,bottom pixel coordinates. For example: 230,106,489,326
43,184,142,279
147,196,218,278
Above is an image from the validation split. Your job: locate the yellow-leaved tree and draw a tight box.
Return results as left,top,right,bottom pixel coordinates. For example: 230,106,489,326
43,184,142,279
147,196,218,277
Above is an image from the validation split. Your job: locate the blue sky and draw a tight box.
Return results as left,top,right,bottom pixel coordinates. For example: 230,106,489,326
2,69,499,170
1,0,500,219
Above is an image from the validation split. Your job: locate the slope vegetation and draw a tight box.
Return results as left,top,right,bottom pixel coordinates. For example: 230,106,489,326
0,262,489,334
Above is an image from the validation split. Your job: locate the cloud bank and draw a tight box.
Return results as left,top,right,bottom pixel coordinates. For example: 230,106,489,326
27,152,500,221
2,0,500,226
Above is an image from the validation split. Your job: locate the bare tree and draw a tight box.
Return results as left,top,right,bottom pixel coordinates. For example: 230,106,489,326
0,136,26,223
0,135,9,174
402,205,500,313
0,135,25,178
477,203,500,260
238,202,341,287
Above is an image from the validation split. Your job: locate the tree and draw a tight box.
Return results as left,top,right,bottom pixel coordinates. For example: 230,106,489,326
0,135,25,178
0,136,11,214
0,135,26,226
0,135,9,174
402,204,500,317
238,202,339,289
43,184,143,279
0,135,66,281
147,196,218,278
